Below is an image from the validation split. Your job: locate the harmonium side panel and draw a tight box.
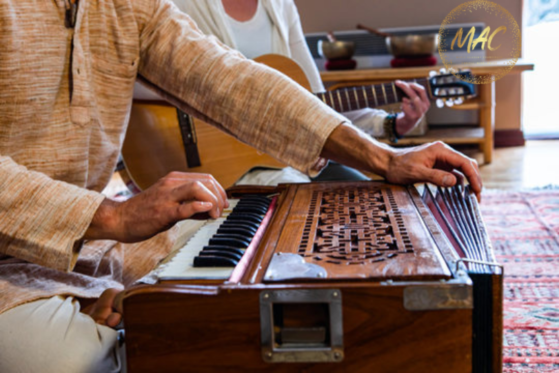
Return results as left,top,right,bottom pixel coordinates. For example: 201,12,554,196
123,284,472,373
264,182,451,281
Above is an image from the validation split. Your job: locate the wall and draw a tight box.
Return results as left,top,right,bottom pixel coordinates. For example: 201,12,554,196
295,0,524,131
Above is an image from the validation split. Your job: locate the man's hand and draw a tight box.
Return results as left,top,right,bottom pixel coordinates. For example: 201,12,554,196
321,124,482,200
385,141,482,200
85,172,228,243
394,80,431,137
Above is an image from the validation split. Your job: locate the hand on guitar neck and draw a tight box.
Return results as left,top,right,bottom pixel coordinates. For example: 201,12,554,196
394,80,431,137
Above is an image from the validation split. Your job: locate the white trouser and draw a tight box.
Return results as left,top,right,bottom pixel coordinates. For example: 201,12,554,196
0,296,125,373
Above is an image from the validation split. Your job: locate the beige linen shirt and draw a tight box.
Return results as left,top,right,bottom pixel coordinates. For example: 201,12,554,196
0,0,347,314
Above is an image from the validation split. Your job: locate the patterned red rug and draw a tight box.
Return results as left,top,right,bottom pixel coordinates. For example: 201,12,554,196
480,188,559,373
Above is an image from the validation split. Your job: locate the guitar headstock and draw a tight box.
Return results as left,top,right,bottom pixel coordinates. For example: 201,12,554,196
428,69,476,108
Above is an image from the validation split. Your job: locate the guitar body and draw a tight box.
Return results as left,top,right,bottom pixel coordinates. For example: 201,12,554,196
122,54,312,190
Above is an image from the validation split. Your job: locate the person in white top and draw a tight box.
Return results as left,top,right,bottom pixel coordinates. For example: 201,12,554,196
225,0,275,59
171,0,430,139
133,0,431,184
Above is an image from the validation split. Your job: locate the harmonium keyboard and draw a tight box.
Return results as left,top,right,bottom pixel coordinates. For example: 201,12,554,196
123,181,503,373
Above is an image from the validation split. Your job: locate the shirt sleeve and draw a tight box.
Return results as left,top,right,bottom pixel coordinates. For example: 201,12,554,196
132,0,348,177
343,108,388,138
0,156,105,272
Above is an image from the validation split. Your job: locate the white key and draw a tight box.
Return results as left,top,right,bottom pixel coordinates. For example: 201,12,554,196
158,200,242,280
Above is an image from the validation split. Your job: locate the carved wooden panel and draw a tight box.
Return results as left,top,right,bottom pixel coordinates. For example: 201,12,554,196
298,187,413,265
268,182,451,281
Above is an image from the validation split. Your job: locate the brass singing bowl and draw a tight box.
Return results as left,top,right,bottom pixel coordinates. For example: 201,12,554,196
318,40,355,60
386,34,439,57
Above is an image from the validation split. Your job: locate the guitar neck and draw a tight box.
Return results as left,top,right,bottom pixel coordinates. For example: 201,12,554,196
315,77,430,112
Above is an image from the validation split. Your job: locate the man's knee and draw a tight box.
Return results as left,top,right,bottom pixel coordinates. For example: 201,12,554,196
0,296,122,373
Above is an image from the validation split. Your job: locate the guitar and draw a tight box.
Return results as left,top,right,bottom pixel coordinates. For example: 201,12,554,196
121,54,475,191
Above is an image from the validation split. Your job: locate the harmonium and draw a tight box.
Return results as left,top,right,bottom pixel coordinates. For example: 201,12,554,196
123,181,503,372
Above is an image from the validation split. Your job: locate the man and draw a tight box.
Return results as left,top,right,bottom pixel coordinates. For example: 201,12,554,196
0,0,481,372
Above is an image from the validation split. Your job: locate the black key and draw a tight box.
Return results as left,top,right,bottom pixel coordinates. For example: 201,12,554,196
226,213,263,225
236,200,270,210
241,195,271,203
237,197,270,205
237,196,270,204
233,206,268,215
203,245,245,257
199,250,243,262
221,219,259,229
217,227,256,238
212,234,252,247
221,221,260,232
193,256,238,267
209,237,249,248
233,211,266,220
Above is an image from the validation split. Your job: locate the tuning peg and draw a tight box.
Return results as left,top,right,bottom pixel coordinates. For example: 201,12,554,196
454,97,464,105
445,99,454,107
436,99,445,108
429,70,438,77
439,68,447,74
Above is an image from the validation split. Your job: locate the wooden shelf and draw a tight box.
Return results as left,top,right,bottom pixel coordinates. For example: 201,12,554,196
319,60,533,164
379,127,485,146
450,99,484,110
320,60,534,83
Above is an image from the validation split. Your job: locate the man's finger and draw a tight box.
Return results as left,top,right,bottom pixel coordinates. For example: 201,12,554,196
177,201,214,220
425,168,457,188
432,146,483,197
199,175,228,209
165,172,228,209
106,313,122,328
207,178,228,211
113,291,125,314
173,181,221,219
197,179,226,214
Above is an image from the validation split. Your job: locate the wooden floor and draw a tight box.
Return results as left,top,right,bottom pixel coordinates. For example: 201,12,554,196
473,140,559,190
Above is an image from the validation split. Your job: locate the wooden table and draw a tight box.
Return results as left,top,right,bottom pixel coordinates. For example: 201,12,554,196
320,61,534,164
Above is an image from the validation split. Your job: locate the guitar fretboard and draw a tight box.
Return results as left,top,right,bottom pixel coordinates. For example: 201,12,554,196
315,78,429,112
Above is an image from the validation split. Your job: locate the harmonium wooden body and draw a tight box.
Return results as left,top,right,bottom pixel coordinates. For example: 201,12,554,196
123,181,503,372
